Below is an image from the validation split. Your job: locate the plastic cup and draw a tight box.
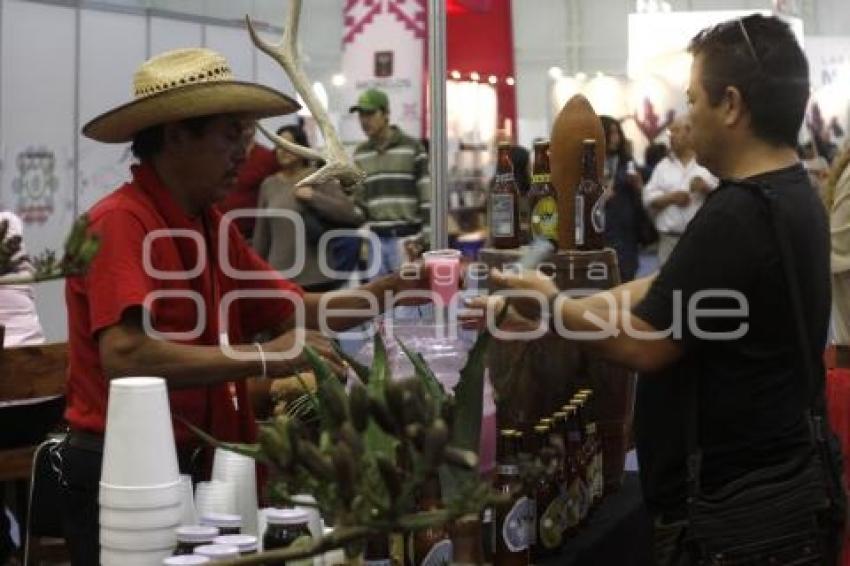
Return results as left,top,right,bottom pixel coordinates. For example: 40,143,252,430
99,480,182,509
100,525,177,551
100,502,182,530
101,547,174,566
423,249,462,307
213,534,257,554
195,481,237,517
100,377,180,487
179,475,198,526
211,450,258,535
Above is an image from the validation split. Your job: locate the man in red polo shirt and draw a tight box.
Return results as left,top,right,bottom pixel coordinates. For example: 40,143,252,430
64,47,428,565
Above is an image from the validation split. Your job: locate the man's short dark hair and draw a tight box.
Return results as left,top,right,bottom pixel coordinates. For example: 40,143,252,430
130,115,215,161
688,14,809,148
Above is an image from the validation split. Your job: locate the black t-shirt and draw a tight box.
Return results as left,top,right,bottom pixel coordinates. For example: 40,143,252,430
633,163,830,516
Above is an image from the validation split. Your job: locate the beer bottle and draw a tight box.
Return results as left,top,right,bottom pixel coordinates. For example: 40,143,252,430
551,411,579,540
494,429,531,565
490,143,521,249
576,390,604,502
564,405,591,526
528,140,559,248
531,424,561,559
449,514,485,566
574,139,606,250
410,475,453,566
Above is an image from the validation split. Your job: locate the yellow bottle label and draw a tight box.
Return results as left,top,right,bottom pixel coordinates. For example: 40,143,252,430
531,173,551,184
531,196,558,240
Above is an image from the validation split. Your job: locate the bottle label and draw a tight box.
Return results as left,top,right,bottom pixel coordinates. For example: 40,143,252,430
418,538,453,566
495,173,514,184
490,194,516,237
531,173,551,184
591,194,606,234
531,196,558,241
565,481,581,529
540,497,565,549
575,194,585,246
502,496,533,552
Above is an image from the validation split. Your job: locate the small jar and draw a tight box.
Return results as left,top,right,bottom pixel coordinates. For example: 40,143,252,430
263,508,311,553
200,513,242,535
193,544,240,562
174,526,219,556
163,555,211,565
213,534,258,556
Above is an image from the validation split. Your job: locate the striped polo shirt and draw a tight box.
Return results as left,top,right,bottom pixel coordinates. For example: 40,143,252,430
352,125,431,242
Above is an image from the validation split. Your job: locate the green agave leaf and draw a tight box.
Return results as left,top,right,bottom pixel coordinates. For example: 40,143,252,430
332,340,371,384
441,304,508,499
363,331,397,458
302,344,347,432
178,417,271,464
397,338,446,412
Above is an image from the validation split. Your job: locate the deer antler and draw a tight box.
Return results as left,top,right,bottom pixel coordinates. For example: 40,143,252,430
247,1,365,188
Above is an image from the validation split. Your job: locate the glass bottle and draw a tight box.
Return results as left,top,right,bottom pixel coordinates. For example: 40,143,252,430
490,142,521,249
574,139,606,250
528,140,559,248
494,429,531,565
564,405,591,526
530,424,561,559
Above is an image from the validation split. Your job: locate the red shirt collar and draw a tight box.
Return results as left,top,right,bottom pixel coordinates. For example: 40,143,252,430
131,161,213,232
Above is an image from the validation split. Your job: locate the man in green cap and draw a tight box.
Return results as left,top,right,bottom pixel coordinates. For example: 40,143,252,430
349,88,431,276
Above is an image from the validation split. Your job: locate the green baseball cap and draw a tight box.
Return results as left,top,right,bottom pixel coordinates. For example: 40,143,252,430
349,88,389,113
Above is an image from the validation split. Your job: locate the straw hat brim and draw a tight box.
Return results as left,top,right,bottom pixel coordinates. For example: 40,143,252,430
82,81,300,143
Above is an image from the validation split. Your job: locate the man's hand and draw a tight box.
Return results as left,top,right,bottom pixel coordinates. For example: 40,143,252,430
403,237,426,262
460,268,559,333
389,261,433,306
294,186,314,202
689,177,710,195
668,190,691,207
263,328,347,378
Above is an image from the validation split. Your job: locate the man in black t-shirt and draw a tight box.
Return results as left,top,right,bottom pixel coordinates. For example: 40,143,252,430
467,14,835,565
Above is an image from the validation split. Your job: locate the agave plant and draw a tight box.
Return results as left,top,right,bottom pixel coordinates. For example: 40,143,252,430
0,214,100,284
190,319,506,565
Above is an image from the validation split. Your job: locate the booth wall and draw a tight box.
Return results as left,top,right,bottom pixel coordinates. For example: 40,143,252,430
0,0,342,342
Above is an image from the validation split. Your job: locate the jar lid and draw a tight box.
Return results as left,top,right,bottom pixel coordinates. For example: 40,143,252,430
213,534,257,553
163,556,211,565
266,508,309,526
200,513,242,528
176,525,219,543
193,544,240,559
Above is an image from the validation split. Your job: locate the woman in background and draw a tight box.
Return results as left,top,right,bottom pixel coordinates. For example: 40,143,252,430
600,116,644,281
253,124,364,292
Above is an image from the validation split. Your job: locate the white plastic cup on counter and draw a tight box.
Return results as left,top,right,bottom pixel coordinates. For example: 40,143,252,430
100,377,179,488
163,556,211,565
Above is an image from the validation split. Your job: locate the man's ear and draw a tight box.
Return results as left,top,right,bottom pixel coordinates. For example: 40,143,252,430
722,86,747,128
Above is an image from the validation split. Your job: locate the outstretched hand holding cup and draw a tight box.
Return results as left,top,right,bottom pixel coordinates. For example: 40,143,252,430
462,267,561,334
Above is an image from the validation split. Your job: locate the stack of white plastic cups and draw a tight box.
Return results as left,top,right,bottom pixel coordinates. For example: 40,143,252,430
211,448,258,535
99,378,182,565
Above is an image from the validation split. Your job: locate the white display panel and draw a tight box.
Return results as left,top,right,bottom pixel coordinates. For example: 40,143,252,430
1,0,77,342
150,16,203,55
78,9,146,215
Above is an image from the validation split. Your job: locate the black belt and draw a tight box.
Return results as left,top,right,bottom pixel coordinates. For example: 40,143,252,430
370,224,421,238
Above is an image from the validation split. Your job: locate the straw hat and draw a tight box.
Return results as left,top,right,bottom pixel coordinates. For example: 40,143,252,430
82,48,300,143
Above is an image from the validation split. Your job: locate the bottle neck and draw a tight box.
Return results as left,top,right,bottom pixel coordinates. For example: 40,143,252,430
581,149,597,181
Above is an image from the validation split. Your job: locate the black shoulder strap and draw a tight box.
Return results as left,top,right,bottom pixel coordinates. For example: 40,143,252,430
686,177,826,500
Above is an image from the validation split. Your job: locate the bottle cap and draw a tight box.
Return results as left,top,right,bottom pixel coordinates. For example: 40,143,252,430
176,525,219,543
213,535,258,553
200,513,241,529
266,508,309,526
